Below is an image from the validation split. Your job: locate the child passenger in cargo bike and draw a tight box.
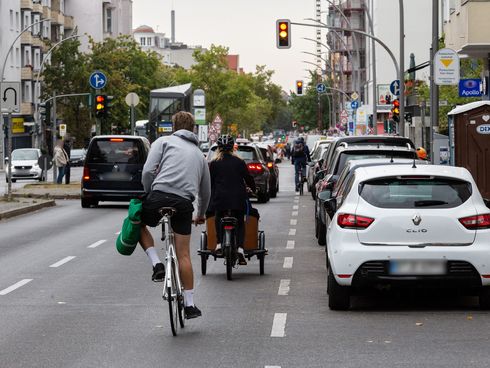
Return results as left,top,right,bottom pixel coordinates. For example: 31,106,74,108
208,134,257,265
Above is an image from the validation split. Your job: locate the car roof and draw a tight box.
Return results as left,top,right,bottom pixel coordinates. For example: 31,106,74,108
335,144,415,153
345,158,427,169
92,135,148,140
354,164,474,182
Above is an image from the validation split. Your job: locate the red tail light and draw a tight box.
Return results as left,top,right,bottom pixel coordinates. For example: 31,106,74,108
224,225,234,230
110,138,124,142
337,213,374,229
459,214,490,229
266,162,273,169
83,166,90,181
247,163,264,173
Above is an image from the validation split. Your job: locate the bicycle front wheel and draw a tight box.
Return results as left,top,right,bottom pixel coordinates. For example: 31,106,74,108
173,263,185,328
167,285,178,336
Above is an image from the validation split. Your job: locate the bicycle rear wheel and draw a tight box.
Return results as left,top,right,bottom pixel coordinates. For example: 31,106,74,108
299,180,304,195
225,246,233,280
167,285,178,336
173,263,185,328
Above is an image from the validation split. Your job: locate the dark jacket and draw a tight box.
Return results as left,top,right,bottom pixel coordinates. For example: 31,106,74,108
291,140,311,163
209,153,256,212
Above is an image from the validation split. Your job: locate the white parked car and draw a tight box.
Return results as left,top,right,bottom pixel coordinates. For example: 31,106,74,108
6,148,44,182
325,164,490,310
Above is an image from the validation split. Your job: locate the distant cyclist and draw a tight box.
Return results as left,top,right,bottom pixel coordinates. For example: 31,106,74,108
140,111,211,319
291,136,311,193
209,135,256,265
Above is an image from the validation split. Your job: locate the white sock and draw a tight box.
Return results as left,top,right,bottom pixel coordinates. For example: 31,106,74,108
145,247,161,267
184,289,194,307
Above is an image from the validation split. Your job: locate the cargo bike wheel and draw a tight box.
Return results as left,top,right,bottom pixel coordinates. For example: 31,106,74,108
258,231,265,275
200,232,208,276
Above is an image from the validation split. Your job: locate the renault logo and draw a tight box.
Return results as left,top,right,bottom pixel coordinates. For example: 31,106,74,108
412,214,422,226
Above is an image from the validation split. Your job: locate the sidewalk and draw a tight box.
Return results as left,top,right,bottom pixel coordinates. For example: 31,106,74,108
0,183,79,220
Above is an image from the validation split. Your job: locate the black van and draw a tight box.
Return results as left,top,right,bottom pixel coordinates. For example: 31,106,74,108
81,135,150,208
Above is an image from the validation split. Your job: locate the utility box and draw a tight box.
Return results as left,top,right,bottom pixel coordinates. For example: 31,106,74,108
448,101,490,198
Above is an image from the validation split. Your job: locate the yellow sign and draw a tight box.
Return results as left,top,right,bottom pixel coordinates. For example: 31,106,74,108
12,117,25,134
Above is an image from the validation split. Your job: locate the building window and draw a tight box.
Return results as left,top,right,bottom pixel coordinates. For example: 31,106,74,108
16,11,20,31
106,8,112,33
10,10,14,30
147,37,152,46
140,37,146,46
16,48,20,68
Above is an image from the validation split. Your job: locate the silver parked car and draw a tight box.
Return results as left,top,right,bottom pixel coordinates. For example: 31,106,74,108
6,148,44,183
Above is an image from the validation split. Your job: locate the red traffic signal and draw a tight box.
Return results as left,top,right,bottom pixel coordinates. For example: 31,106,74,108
296,80,304,96
276,19,291,49
95,95,107,117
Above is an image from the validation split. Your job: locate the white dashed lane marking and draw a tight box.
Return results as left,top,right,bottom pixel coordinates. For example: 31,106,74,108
283,257,293,269
278,279,290,295
293,205,299,210
87,240,107,249
288,228,296,236
292,211,298,217
49,256,76,268
290,219,297,226
271,313,287,337
286,240,295,249
0,279,33,296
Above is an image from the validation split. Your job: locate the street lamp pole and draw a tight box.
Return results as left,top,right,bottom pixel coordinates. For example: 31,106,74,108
364,2,377,127
399,0,406,137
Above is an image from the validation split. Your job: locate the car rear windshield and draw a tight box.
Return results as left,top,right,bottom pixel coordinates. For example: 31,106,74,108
335,151,415,174
86,139,145,164
359,177,472,209
12,150,38,160
236,147,258,161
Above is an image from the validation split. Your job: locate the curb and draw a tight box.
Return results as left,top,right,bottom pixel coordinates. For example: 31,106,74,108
0,200,56,220
11,193,80,200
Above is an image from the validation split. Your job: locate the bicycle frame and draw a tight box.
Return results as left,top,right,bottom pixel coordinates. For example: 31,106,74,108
161,215,183,301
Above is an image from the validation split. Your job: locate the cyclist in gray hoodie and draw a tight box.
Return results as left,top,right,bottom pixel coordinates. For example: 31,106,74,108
139,111,210,319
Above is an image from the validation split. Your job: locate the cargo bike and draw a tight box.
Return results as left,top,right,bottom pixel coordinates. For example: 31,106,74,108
198,209,267,280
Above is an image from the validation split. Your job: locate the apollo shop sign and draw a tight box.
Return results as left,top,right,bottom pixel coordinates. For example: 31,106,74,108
459,79,482,97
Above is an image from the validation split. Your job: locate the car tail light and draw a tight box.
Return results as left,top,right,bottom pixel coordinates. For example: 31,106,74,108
247,163,264,173
224,225,234,230
459,214,490,229
83,166,90,181
266,162,273,169
337,213,374,229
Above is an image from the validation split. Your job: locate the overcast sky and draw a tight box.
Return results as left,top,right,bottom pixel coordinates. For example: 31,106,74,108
132,0,320,93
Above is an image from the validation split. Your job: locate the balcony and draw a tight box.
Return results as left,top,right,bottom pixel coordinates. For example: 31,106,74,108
21,0,33,10
64,15,74,30
21,67,33,80
51,10,64,25
43,6,51,19
32,2,43,13
21,33,33,45
32,37,45,48
21,102,34,116
340,0,365,11
51,0,62,11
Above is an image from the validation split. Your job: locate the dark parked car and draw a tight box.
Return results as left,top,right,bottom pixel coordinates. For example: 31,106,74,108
81,135,150,208
255,143,280,198
207,143,271,203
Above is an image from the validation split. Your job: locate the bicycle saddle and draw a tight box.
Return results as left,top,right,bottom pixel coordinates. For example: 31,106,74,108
159,207,177,217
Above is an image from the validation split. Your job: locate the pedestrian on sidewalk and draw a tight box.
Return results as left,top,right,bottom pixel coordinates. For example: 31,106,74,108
53,139,69,185
63,137,72,184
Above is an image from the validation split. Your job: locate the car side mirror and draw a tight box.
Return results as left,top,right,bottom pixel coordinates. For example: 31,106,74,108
324,198,337,216
307,161,315,167
274,158,281,164
315,169,327,181
318,190,332,202
484,198,490,209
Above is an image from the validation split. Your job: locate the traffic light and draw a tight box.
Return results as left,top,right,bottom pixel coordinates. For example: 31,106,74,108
39,101,51,126
95,94,107,118
391,99,400,123
296,80,304,96
404,112,412,124
276,19,291,49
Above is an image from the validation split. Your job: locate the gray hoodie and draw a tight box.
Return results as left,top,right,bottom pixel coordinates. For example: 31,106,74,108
142,130,211,217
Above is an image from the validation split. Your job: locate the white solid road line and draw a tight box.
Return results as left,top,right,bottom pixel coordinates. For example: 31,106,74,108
288,228,296,236
286,240,295,249
283,257,293,269
292,211,298,217
271,313,287,337
290,219,297,226
0,279,33,296
88,240,107,249
278,279,290,296
49,256,76,268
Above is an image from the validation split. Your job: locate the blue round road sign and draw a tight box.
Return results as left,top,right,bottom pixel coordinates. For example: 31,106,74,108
390,79,401,96
89,71,107,90
351,100,359,109
316,83,327,93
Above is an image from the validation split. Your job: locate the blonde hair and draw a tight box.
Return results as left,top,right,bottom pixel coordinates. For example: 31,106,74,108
213,147,239,161
172,111,195,132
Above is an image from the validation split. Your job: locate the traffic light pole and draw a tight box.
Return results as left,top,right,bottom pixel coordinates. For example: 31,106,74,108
52,91,57,184
398,0,405,138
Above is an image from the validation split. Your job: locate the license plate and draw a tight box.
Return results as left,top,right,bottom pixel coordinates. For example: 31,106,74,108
389,260,446,275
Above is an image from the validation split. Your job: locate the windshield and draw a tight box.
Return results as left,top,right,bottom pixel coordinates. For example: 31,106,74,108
12,149,38,161
359,177,472,209
335,151,415,175
236,148,257,161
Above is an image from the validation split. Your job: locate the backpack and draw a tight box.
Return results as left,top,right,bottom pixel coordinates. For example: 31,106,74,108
293,141,305,158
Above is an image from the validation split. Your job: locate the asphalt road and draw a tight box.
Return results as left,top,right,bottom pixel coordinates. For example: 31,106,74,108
1,163,490,368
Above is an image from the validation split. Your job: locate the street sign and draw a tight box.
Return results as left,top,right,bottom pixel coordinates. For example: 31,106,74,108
198,125,208,141
38,155,53,170
389,80,401,96
351,100,359,110
193,89,205,107
459,79,482,97
89,71,108,89
1,82,21,112
292,120,297,128
340,109,348,118
194,108,206,125
340,116,348,125
125,92,140,106
316,83,327,93
434,48,460,85
351,92,359,100
59,123,66,137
